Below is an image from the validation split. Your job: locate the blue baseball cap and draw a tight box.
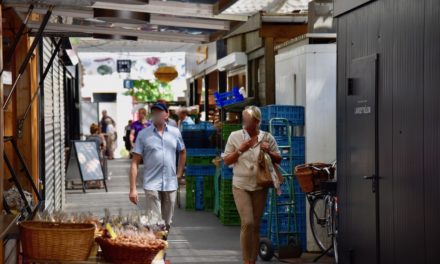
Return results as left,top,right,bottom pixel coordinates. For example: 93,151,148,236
151,102,168,113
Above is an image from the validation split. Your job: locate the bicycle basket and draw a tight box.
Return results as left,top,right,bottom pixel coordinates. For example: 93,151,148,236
294,163,335,193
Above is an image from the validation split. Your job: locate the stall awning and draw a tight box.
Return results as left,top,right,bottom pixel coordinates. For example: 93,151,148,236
217,52,247,71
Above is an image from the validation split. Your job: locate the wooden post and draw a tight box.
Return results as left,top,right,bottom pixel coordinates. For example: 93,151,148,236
0,3,4,262
264,37,275,105
204,74,209,121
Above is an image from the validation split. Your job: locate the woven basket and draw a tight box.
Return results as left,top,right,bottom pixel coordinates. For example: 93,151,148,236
20,221,95,261
96,236,167,264
294,163,334,193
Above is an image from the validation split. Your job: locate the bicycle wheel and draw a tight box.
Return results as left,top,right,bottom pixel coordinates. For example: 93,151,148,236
309,194,333,252
332,198,339,263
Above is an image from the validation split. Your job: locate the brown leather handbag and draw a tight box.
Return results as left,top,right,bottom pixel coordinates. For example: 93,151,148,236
256,134,284,188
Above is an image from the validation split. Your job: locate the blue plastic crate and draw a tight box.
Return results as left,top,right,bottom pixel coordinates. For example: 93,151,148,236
299,232,307,251
293,157,305,168
296,213,306,234
270,234,289,247
186,148,218,157
182,122,216,132
195,195,204,210
293,180,305,195
182,130,209,138
186,165,216,176
295,195,306,215
280,158,292,172
189,176,204,210
269,214,306,238
274,136,289,147
260,218,268,236
214,87,245,107
261,105,305,126
261,121,290,137
183,138,212,148
221,164,233,180
291,137,305,157
270,216,294,232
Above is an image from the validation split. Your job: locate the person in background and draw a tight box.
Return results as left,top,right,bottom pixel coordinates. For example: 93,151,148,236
87,123,106,158
129,102,186,232
223,106,281,264
86,123,106,188
130,108,150,149
177,107,195,130
156,99,177,128
124,120,133,152
100,110,115,133
106,118,117,160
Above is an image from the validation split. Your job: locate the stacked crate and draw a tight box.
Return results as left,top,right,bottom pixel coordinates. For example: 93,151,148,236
183,122,217,211
219,175,240,226
218,124,242,226
182,122,216,148
259,105,307,250
221,124,241,143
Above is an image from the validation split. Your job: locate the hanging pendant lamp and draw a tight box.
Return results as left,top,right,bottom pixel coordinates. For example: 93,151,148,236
154,66,178,83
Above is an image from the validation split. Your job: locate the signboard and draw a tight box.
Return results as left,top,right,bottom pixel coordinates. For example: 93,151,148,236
124,79,134,89
117,59,132,73
70,140,108,192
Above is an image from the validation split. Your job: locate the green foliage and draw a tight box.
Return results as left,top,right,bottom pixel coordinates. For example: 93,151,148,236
124,80,173,102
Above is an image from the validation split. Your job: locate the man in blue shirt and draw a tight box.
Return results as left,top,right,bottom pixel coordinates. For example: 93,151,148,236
177,107,195,131
129,102,186,230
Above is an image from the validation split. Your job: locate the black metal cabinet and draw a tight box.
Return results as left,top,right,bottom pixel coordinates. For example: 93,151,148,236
342,54,379,264
336,1,440,264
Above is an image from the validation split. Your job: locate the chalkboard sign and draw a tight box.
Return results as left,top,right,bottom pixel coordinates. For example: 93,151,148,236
72,140,108,192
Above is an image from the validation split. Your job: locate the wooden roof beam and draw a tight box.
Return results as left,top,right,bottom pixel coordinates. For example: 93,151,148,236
11,4,232,30
26,22,209,43
93,0,248,21
213,0,240,15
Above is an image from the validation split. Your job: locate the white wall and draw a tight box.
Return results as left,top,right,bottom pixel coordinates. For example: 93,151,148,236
79,52,187,158
80,101,98,137
275,44,337,251
185,41,218,78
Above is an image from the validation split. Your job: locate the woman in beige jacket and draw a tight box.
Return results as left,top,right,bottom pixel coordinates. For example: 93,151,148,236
224,106,281,264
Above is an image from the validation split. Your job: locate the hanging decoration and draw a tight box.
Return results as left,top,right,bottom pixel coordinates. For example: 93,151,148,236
154,65,178,83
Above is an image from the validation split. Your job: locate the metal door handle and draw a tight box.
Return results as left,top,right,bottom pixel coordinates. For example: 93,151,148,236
363,175,381,193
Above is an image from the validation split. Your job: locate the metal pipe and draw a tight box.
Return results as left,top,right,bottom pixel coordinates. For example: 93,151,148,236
2,5,54,111
9,137,42,201
0,4,34,77
3,153,33,216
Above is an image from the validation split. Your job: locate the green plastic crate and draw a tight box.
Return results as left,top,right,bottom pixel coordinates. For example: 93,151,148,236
186,156,216,166
214,167,221,216
220,212,241,226
204,176,214,193
186,189,196,211
204,196,214,211
204,176,214,211
185,177,196,210
220,179,233,193
222,124,242,142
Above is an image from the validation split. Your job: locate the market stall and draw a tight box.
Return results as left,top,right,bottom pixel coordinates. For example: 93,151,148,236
19,210,168,264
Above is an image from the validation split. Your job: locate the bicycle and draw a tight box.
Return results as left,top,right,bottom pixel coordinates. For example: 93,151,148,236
295,162,338,263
